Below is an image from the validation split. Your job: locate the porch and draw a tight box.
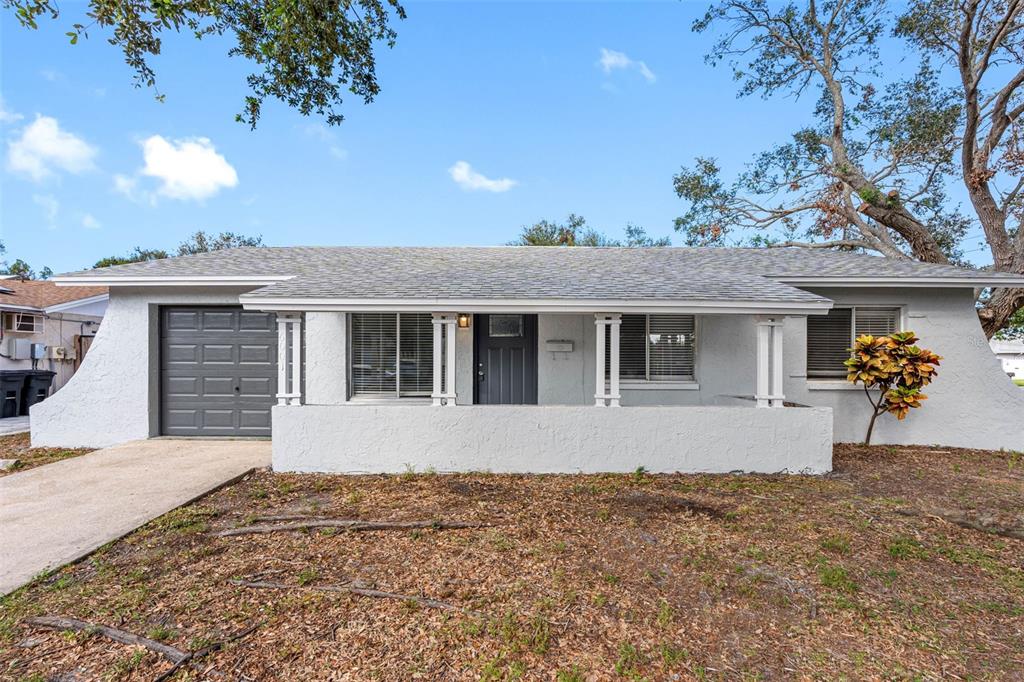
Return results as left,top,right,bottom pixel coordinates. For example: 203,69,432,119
265,308,834,474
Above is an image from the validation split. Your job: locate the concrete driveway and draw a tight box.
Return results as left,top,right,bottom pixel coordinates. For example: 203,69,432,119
0,439,270,595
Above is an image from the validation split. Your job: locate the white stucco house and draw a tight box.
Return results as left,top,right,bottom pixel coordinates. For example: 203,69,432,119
1,278,108,392
31,247,1024,474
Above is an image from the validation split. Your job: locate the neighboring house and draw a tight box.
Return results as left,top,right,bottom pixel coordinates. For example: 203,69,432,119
991,339,1024,379
31,247,1024,473
0,278,108,393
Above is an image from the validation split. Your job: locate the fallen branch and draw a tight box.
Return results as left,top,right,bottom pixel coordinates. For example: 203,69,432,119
216,519,491,537
22,616,188,664
738,562,818,619
152,624,259,682
896,508,1024,540
228,578,482,616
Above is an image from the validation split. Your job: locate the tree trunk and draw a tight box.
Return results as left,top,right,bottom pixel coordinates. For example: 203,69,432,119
978,286,1024,339
864,408,881,446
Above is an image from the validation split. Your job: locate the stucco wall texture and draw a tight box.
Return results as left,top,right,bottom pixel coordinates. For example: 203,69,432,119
272,404,834,474
30,287,256,448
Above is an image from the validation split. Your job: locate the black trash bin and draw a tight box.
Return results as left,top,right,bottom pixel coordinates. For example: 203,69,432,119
21,370,56,416
0,370,27,419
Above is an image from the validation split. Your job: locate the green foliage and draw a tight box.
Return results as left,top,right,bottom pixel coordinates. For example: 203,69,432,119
845,331,941,443
0,256,52,280
93,230,262,269
93,247,169,269
509,214,670,247
4,0,406,128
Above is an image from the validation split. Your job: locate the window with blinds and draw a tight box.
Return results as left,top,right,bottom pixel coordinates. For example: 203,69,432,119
351,313,433,397
807,306,900,378
606,314,696,382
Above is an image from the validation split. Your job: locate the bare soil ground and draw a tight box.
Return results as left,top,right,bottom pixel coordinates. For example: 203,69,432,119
0,433,93,477
2,444,1022,681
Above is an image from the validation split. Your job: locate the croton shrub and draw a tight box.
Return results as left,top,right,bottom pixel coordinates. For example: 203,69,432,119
844,331,942,445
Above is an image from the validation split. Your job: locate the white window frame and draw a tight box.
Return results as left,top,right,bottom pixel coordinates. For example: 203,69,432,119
806,304,904,381
2,312,43,333
348,312,434,399
609,314,699,386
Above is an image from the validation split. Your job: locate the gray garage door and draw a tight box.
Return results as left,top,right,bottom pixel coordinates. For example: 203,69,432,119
160,306,277,436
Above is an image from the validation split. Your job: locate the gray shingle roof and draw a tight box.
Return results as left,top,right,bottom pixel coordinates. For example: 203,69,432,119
54,246,1024,304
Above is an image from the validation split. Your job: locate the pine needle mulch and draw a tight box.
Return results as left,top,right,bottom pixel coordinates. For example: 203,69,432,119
0,433,93,477
2,444,1022,680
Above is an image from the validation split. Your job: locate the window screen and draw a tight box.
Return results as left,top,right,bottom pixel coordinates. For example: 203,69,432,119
606,314,696,382
351,313,433,397
807,307,899,378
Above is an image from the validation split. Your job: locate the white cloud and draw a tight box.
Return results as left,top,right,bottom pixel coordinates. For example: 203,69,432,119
448,160,517,193
112,173,138,198
81,213,101,229
139,135,238,200
7,115,97,181
597,48,656,84
33,194,59,230
301,122,347,160
0,96,22,124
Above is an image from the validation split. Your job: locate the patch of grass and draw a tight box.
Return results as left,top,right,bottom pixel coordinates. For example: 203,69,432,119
614,642,645,678
820,534,852,555
818,562,859,593
145,625,176,642
632,466,649,484
655,600,673,629
296,566,319,586
556,666,586,682
152,505,219,533
490,612,552,655
596,507,611,522
888,536,929,560
658,642,688,666
602,572,620,586
346,489,365,504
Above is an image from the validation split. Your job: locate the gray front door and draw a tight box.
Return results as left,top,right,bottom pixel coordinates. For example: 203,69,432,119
474,314,538,404
160,306,277,436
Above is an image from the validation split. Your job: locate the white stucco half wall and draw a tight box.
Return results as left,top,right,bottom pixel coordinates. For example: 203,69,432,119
272,404,834,474
31,287,257,448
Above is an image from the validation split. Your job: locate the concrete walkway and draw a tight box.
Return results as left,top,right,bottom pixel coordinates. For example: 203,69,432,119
0,416,30,436
0,439,270,595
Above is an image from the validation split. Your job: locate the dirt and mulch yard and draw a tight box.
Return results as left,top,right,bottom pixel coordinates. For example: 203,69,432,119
2,444,1022,681
0,433,93,477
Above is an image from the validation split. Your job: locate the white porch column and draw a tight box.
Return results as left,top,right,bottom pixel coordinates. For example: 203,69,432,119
755,316,784,408
594,313,620,406
276,314,303,406
594,314,607,406
608,313,621,407
431,313,458,406
277,316,288,406
444,315,457,407
431,314,444,406
770,322,785,408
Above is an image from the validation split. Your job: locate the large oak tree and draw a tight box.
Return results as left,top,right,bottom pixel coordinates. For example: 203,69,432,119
674,0,1024,337
5,0,405,128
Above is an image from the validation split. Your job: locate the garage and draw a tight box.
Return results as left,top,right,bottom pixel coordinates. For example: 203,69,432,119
160,306,277,437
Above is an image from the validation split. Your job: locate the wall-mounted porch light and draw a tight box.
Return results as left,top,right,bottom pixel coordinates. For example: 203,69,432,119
457,313,471,329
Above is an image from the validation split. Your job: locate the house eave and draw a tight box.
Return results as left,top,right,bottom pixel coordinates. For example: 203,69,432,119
49,275,294,287
239,297,834,315
43,294,110,314
777,276,1024,288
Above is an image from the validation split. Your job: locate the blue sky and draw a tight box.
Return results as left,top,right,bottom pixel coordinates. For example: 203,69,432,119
2,1,865,274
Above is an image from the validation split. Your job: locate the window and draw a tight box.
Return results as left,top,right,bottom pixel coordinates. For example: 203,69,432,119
2,312,42,333
606,314,696,382
351,313,433,397
807,306,900,378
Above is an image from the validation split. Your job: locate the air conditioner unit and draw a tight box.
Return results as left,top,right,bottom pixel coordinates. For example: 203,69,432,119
2,337,31,360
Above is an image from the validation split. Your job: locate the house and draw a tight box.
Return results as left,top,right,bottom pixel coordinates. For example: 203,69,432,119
991,339,1024,379
0,278,108,393
30,247,1024,474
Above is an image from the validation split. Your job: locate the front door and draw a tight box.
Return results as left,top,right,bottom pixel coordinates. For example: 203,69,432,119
474,314,538,404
